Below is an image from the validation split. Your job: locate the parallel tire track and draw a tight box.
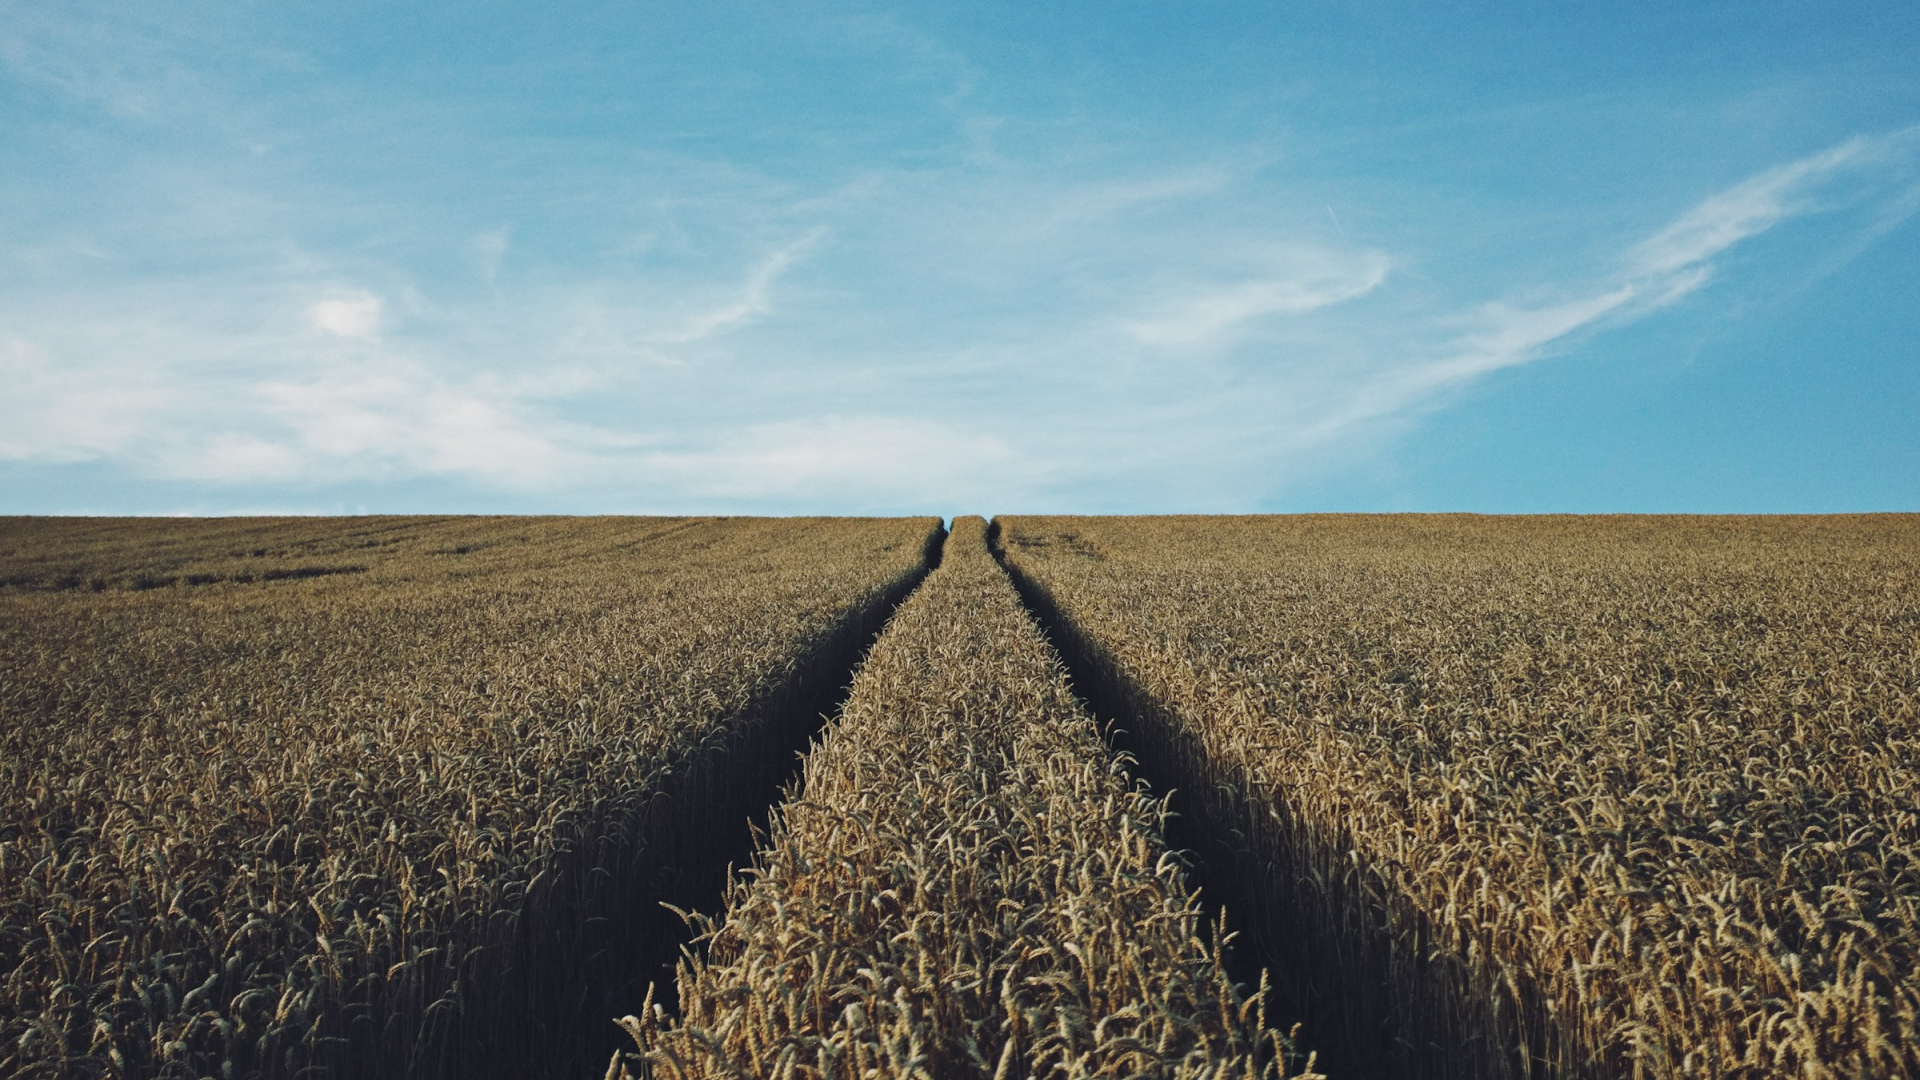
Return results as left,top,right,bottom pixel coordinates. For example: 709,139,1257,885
617,518,1319,1080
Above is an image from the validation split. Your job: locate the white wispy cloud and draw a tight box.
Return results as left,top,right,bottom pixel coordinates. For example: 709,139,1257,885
0,273,591,490
1030,170,1235,232
474,228,510,286
0,335,169,461
640,416,1018,509
1285,129,1920,453
244,366,571,485
0,9,206,124
660,228,828,344
1629,135,1902,277
307,291,383,338
1126,250,1392,348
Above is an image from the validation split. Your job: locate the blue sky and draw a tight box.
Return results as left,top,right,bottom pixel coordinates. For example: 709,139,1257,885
3,2,1917,514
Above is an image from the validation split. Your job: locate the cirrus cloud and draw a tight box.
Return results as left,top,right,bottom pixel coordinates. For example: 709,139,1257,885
1125,249,1392,348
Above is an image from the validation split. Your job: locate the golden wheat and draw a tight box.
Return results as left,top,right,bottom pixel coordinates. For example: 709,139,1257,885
614,517,1321,1080
16,511,1906,1080
998,514,1920,1080
0,515,939,1080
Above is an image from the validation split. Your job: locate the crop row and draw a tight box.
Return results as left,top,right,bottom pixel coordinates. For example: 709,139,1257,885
0,516,941,1080
615,518,1320,1080
997,514,1920,1080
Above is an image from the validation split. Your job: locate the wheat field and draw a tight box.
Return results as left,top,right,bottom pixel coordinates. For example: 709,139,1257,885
0,516,938,1080
998,514,1920,1080
5,513,1915,1080
614,517,1317,1080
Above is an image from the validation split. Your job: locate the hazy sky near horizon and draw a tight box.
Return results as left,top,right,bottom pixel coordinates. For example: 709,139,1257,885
4,2,1918,514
